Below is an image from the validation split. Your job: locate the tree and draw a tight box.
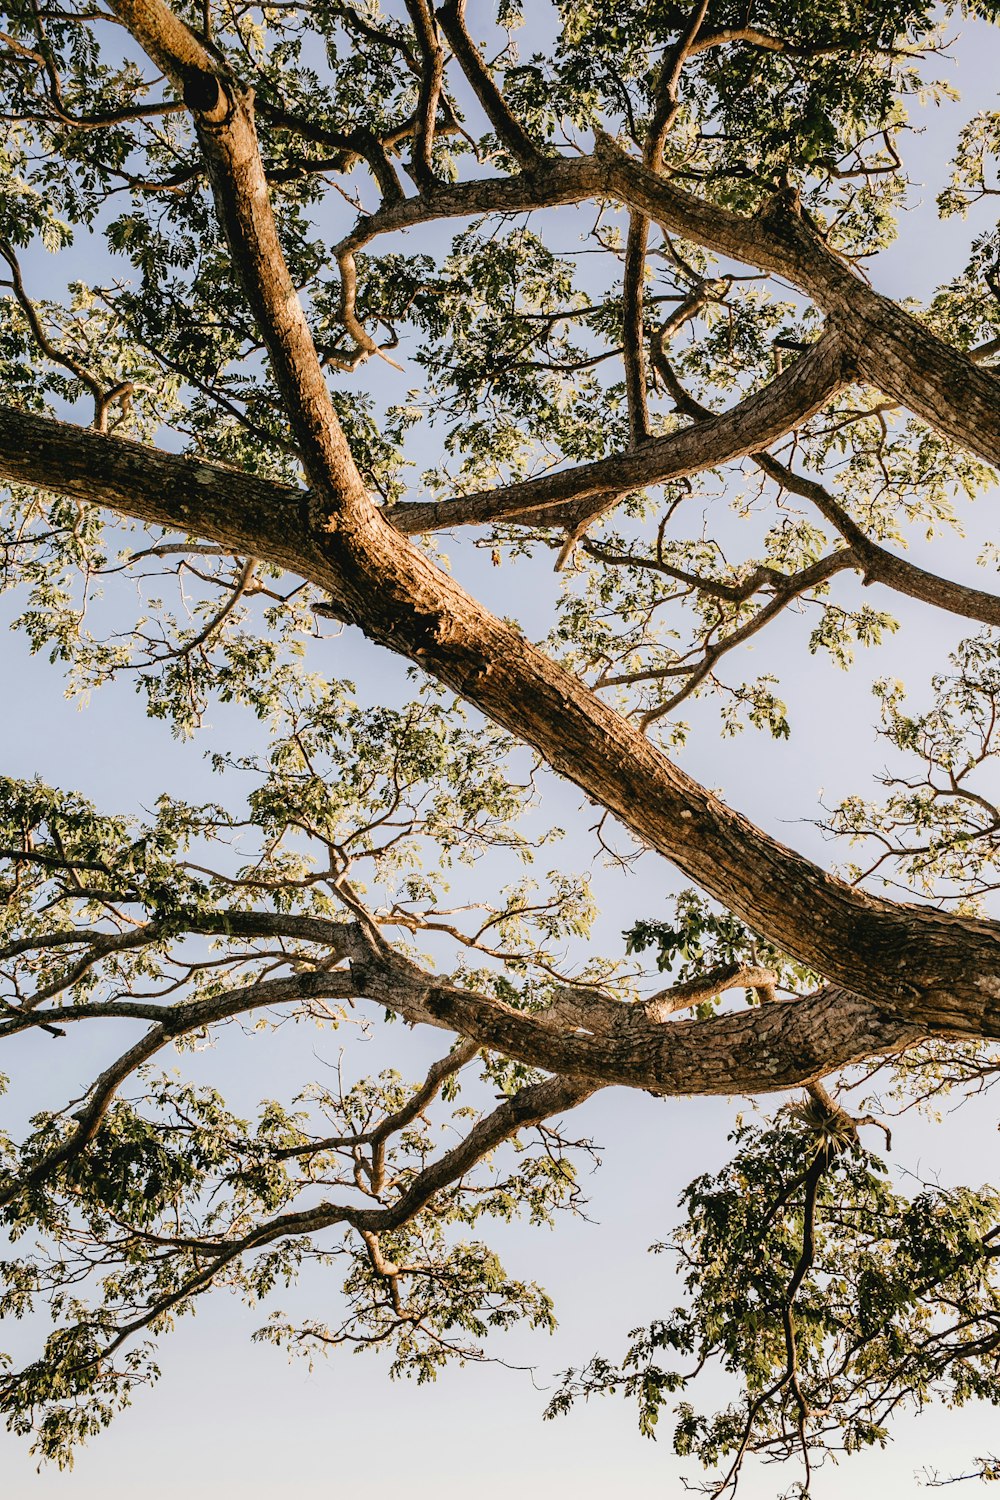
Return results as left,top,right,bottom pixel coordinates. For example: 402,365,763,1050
2,0,1000,1489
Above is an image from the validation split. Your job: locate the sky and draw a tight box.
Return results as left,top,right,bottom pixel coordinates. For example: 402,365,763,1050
2,5,1000,1497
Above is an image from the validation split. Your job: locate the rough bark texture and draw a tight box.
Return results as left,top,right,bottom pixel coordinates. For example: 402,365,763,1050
5,0,1000,1101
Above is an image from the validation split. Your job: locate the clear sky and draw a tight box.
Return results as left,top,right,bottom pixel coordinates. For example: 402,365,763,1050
2,8,1000,1498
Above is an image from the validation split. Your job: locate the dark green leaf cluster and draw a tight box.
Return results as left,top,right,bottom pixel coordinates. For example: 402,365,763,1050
624,888,816,1006
0,1054,587,1466
549,1109,1000,1493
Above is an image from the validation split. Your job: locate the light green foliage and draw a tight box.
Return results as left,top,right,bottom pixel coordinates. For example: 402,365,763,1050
826,634,1000,900
2,0,1000,1491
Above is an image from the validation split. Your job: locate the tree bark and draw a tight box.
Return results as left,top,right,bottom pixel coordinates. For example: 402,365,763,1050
6,0,1000,1077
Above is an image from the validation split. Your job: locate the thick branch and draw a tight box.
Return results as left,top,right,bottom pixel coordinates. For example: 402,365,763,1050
435,0,541,169
391,332,848,531
5,395,1000,1025
334,145,1000,472
18,0,1000,1035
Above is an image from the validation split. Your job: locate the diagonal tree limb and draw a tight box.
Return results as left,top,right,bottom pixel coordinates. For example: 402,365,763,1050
651,351,1000,630
402,0,445,190
8,0,994,1037
5,390,1000,1030
435,0,542,170
332,142,1000,473
0,326,847,539
390,331,848,531
621,0,712,448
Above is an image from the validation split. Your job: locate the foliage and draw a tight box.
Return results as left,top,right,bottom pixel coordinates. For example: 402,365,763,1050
1,0,1000,1493
548,1109,1000,1495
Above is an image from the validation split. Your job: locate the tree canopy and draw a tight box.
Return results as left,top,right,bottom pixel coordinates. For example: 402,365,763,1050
3,0,1000,1491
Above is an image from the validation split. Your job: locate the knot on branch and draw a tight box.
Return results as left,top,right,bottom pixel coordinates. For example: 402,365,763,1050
759,183,802,222
795,1084,857,1146
590,123,623,162
794,1080,893,1161
182,67,224,117
313,595,357,627
541,986,624,1035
